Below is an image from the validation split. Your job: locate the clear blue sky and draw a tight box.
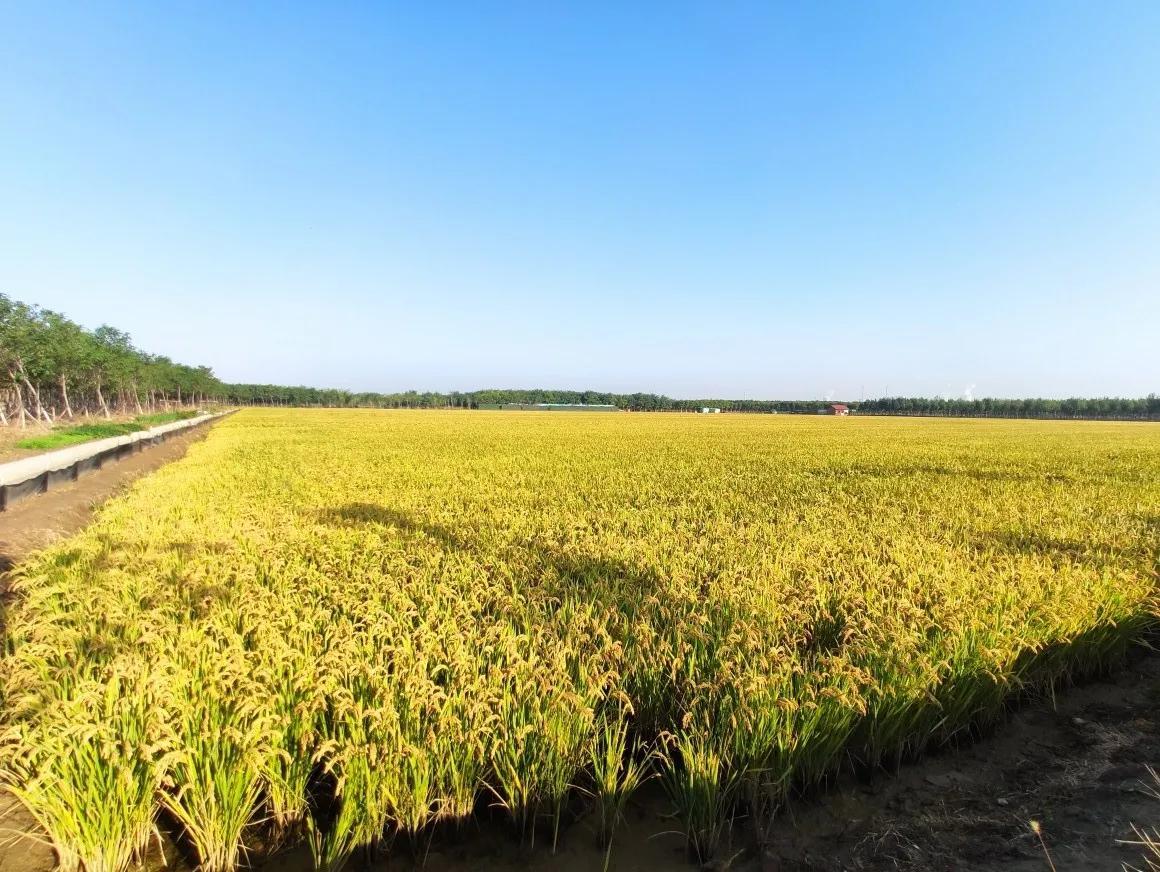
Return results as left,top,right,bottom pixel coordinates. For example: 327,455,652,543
2,3,1158,399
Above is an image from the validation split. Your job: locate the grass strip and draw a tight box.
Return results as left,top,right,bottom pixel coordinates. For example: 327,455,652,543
15,411,199,452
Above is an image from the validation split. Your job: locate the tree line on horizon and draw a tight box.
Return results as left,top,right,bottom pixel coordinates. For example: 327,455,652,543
2,293,1156,425
222,385,1159,419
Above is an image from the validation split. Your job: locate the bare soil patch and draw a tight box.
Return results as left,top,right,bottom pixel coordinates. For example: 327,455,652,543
0,424,48,463
765,651,1160,871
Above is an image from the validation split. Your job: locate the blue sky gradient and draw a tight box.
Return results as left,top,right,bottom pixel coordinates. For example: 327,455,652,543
2,3,1158,398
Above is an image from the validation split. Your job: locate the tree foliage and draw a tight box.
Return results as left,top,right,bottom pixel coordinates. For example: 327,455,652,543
0,294,219,425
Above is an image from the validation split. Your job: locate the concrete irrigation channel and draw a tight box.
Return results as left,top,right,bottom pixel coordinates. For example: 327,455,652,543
0,411,232,512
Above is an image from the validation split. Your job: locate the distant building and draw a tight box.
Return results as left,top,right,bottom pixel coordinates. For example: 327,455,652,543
699,407,722,414
820,403,850,416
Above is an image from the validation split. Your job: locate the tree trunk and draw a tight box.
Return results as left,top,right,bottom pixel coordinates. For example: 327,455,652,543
15,361,46,424
59,373,74,419
95,377,111,419
26,379,48,424
12,377,27,428
132,383,144,415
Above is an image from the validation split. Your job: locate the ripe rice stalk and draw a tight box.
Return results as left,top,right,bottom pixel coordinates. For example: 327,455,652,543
587,709,655,869
658,729,744,864
0,670,168,872
159,645,271,872
307,748,397,872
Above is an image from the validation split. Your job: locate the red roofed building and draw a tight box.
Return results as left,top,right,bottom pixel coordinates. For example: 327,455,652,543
828,403,849,416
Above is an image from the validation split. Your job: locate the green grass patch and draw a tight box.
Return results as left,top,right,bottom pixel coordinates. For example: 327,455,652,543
132,410,198,427
15,411,201,452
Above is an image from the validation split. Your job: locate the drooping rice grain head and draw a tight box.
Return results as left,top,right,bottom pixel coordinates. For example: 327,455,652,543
0,668,168,872
658,728,743,864
587,708,654,869
158,644,271,872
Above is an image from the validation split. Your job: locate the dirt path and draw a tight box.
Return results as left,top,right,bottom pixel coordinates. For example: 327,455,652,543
0,424,216,872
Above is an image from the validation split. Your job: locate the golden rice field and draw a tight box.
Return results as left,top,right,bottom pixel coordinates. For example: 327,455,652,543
2,409,1158,872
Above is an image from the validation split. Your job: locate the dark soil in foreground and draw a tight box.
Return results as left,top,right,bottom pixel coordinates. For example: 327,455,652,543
0,432,1157,871
764,651,1160,871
